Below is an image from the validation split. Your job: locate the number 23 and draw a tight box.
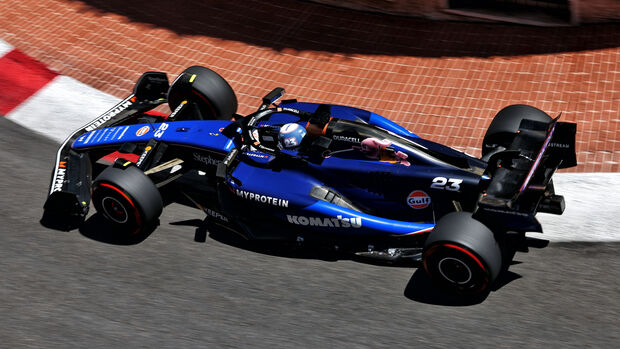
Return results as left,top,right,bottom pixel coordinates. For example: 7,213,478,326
430,177,463,191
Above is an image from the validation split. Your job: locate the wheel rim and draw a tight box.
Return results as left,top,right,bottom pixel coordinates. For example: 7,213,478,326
94,182,142,234
101,196,129,224
438,257,472,285
424,244,490,294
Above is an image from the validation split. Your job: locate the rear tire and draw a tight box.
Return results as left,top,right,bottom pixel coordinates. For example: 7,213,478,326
92,165,163,235
423,212,502,295
167,66,238,120
482,104,552,157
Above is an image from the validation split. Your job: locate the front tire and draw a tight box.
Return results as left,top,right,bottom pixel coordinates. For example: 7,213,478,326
92,165,163,235
167,66,238,120
423,212,502,295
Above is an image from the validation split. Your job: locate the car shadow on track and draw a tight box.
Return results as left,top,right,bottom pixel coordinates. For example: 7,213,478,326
173,218,359,263
172,218,427,267
75,215,525,304
174,219,524,305
78,213,156,245
404,266,522,306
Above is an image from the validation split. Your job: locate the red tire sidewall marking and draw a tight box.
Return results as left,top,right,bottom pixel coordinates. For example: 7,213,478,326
99,183,142,233
423,243,489,292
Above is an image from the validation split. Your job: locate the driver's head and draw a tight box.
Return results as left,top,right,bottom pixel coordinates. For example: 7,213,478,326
278,123,306,149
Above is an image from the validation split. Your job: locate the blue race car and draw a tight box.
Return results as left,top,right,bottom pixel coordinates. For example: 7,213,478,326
42,66,577,294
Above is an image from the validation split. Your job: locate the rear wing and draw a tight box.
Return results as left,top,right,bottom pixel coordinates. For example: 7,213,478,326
41,72,170,230
474,117,577,232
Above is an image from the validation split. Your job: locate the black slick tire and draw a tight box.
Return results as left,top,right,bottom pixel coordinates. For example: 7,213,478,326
167,66,238,120
423,212,502,295
92,165,163,235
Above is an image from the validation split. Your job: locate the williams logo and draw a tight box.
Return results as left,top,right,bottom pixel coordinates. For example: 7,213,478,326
407,190,431,209
286,215,362,228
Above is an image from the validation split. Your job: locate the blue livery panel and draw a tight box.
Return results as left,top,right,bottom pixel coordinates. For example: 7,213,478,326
285,201,434,237
226,162,435,237
72,120,235,153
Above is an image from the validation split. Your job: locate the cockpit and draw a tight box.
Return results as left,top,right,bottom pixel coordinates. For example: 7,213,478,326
217,88,482,174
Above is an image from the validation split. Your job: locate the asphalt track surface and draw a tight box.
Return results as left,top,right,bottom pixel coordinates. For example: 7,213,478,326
1,116,618,348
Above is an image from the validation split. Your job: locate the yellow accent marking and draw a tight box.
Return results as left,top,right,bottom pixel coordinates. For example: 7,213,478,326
145,146,152,151
189,74,196,83
181,100,188,105
124,161,132,167
81,201,87,205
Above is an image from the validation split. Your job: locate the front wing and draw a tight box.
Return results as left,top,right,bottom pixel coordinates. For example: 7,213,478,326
41,72,169,230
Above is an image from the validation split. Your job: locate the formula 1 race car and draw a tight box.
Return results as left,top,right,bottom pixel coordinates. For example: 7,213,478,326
42,66,577,295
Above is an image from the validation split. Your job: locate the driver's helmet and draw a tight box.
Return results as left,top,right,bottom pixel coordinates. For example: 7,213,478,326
278,123,307,149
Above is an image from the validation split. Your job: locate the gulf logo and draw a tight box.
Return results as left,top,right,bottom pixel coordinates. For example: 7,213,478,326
407,190,431,209
136,126,150,137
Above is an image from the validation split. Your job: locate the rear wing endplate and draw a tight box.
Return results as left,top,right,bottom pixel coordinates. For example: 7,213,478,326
474,117,577,232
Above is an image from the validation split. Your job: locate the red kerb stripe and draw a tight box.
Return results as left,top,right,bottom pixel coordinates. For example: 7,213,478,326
0,49,59,115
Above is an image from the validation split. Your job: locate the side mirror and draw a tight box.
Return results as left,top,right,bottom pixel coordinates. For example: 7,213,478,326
133,72,169,101
258,87,285,111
